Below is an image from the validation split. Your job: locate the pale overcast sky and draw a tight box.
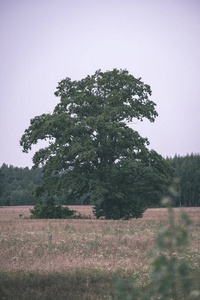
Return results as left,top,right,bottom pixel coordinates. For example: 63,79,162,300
0,0,200,168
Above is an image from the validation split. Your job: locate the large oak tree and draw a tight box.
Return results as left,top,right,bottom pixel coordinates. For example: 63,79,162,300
20,69,173,219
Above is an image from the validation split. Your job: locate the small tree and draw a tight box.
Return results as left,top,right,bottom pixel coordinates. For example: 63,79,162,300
30,198,76,219
20,69,173,219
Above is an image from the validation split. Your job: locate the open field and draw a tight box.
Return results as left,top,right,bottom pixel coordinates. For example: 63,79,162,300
0,206,200,299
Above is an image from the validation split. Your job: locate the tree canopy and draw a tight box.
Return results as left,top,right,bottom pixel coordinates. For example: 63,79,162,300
20,69,173,219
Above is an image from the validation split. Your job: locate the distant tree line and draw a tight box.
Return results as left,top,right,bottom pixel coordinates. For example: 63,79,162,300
167,153,200,207
0,153,200,207
0,164,81,206
0,164,43,206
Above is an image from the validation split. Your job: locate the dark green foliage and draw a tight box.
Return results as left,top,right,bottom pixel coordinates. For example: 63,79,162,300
30,198,76,219
20,69,174,219
1,154,199,209
0,164,43,206
167,154,200,207
94,151,174,219
0,168,4,198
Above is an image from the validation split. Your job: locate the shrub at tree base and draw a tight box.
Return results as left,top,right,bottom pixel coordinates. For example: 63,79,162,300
30,198,76,219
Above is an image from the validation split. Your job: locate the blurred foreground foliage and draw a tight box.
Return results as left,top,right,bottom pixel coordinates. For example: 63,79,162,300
116,198,200,300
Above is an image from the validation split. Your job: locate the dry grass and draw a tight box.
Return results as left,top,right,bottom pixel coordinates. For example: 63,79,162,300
0,206,200,299
0,206,200,275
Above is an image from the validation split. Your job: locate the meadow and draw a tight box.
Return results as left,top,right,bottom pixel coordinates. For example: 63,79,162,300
0,206,200,299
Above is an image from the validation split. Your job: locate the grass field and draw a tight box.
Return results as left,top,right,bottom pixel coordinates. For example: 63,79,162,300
0,206,200,299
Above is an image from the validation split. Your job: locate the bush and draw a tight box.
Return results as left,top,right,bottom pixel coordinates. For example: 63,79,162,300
30,198,76,219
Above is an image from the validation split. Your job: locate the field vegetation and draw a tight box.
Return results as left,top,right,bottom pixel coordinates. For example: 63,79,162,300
0,206,200,299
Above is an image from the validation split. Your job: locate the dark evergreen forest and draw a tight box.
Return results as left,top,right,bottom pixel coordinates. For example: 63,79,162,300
167,154,200,207
0,154,200,207
0,164,43,206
